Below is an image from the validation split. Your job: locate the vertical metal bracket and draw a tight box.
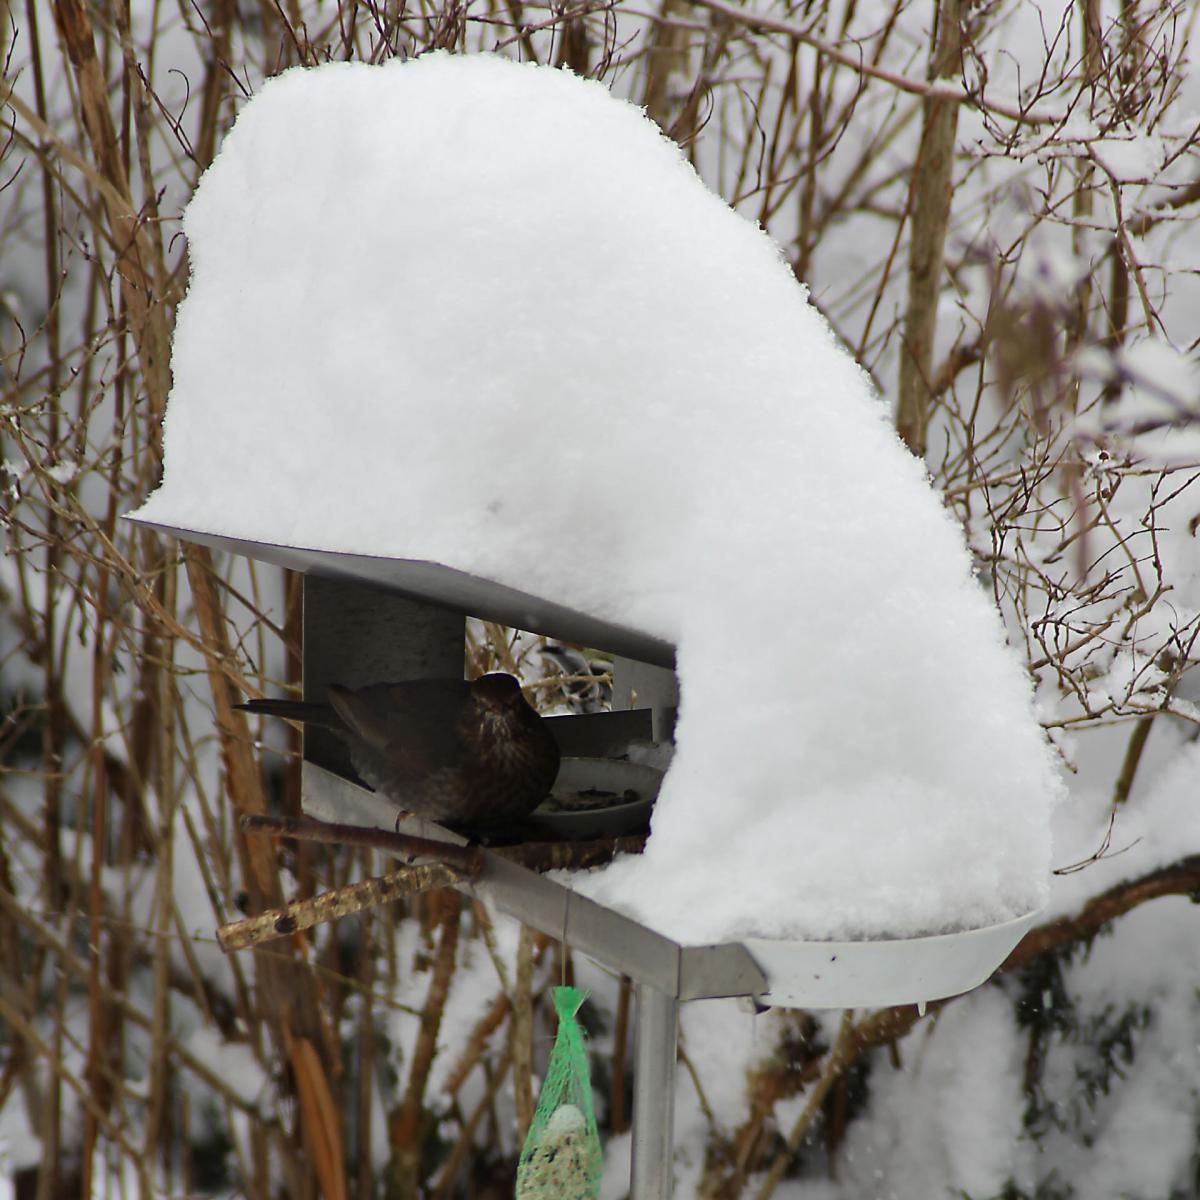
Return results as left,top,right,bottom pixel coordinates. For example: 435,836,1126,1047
631,984,680,1200
611,656,679,742
300,575,463,776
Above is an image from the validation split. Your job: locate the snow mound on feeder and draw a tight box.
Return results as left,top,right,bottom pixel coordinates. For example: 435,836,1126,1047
132,53,1060,942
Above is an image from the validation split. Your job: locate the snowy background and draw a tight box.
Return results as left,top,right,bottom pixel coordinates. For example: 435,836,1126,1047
2,2,1198,1199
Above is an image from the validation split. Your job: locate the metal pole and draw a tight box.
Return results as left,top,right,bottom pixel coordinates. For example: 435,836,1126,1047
630,983,679,1200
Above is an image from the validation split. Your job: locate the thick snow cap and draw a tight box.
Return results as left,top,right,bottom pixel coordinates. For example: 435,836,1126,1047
135,52,1060,942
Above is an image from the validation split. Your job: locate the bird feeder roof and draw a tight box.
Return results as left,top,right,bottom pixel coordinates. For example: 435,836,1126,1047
131,518,674,668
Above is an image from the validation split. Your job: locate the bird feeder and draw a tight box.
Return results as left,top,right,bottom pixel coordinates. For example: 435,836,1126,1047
128,515,1039,1200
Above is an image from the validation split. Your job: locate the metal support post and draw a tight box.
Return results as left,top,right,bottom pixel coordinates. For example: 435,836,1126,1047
612,657,679,742
301,575,463,778
631,983,679,1200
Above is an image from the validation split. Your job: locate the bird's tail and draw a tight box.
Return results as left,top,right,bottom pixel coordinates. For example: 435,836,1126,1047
235,698,338,727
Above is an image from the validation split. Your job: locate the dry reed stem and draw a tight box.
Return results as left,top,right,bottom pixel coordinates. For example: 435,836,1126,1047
390,892,464,1187
512,924,536,1138
433,1044,516,1200
896,0,963,457
288,1030,350,1200
753,1012,855,1200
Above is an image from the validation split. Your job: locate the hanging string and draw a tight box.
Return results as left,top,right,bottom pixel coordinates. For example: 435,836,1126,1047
561,890,571,988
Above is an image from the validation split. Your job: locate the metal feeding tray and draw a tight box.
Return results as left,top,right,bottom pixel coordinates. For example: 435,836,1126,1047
743,911,1039,1010
531,757,661,840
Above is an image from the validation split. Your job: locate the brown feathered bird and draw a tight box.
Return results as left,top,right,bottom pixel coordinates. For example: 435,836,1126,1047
237,673,560,830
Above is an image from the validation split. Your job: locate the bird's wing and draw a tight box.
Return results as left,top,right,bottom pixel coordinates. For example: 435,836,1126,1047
327,678,471,773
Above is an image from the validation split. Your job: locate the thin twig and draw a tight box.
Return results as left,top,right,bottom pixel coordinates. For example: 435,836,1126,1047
683,0,1064,126
240,812,486,874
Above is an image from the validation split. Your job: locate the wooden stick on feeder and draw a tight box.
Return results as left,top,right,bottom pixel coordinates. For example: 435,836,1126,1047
217,812,485,952
217,860,472,951
219,811,646,952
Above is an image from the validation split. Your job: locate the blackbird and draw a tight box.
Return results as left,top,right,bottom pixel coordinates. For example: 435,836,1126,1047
237,673,560,830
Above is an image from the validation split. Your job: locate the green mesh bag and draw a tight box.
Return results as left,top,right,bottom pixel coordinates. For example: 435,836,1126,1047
515,986,603,1200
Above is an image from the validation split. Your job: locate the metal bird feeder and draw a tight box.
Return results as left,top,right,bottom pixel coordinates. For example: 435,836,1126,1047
129,516,1038,1200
